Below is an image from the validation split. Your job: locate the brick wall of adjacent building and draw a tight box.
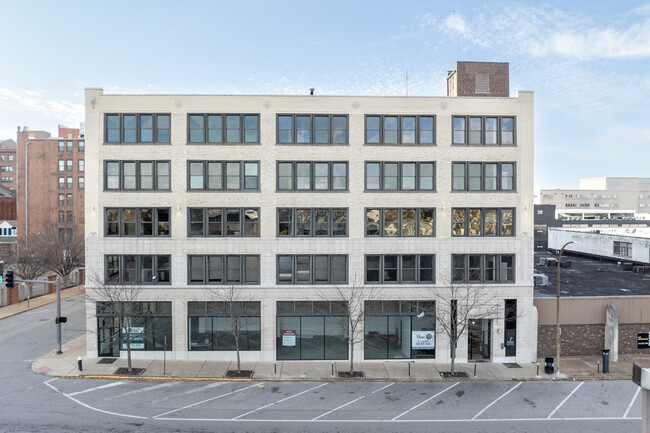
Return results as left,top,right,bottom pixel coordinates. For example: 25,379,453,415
538,323,650,357
0,197,16,220
453,61,510,97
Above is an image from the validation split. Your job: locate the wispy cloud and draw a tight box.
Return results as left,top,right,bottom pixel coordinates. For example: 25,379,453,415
0,87,84,125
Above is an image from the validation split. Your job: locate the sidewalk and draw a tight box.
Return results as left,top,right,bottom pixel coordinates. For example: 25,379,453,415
33,333,637,382
0,285,83,321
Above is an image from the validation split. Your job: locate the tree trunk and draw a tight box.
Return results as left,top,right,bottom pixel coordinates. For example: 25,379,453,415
450,335,456,374
126,336,132,372
235,340,241,373
350,341,354,374
62,275,69,290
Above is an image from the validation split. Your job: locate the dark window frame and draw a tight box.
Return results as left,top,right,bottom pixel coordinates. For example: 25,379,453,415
104,113,171,144
276,161,348,192
104,207,171,237
276,255,348,285
364,115,436,145
104,254,172,285
451,208,515,237
364,208,435,237
187,161,260,191
451,254,516,284
187,207,260,237
187,113,260,144
364,161,436,192
277,208,348,237
187,255,260,285
452,115,516,146
103,160,172,191
364,254,435,284
276,114,349,145
451,162,516,192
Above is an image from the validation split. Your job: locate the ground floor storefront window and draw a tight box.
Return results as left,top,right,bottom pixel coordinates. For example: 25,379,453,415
96,301,172,356
364,300,435,359
277,301,348,360
188,301,261,351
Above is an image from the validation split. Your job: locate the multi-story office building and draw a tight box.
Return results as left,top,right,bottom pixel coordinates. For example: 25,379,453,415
84,62,535,364
16,126,86,245
540,177,650,219
0,139,17,191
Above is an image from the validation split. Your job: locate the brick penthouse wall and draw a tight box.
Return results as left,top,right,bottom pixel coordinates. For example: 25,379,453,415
456,62,509,97
0,197,16,220
538,324,650,357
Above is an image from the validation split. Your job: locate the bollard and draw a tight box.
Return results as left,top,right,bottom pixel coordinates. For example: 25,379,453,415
536,362,539,376
408,362,411,377
274,362,277,376
474,363,477,377
332,362,335,377
77,356,83,372
602,350,610,374
597,360,600,374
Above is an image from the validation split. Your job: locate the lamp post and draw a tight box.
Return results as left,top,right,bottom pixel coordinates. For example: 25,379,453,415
556,241,574,375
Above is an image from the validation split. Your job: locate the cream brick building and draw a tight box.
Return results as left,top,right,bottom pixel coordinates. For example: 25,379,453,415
84,69,535,364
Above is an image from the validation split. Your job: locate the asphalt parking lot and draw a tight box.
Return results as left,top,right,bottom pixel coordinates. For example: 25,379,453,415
44,377,642,425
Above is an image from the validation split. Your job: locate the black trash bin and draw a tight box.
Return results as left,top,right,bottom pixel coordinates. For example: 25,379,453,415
544,357,554,374
602,349,610,374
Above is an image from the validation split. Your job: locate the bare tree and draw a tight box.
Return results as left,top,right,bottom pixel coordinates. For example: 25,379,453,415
7,237,49,299
320,276,380,376
207,286,257,376
42,228,84,290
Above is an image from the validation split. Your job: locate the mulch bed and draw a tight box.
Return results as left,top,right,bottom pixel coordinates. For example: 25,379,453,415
338,371,365,379
225,370,254,379
440,371,469,379
114,367,146,376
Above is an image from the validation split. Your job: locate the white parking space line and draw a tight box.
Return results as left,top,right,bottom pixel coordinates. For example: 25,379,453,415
233,383,328,420
66,381,125,397
153,382,263,418
112,381,179,399
547,381,584,419
392,382,459,421
623,387,641,418
148,381,227,404
371,382,395,394
312,383,394,420
472,382,522,420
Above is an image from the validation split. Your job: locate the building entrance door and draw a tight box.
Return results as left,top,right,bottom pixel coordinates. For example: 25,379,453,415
468,319,491,361
98,317,120,357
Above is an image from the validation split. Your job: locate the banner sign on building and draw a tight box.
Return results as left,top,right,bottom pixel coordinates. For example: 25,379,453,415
638,333,650,349
122,327,145,350
412,331,435,349
282,330,296,347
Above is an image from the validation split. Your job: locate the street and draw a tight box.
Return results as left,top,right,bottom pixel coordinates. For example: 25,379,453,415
0,294,644,433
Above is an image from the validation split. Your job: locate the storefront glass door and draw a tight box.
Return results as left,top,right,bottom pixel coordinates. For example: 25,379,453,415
468,319,491,361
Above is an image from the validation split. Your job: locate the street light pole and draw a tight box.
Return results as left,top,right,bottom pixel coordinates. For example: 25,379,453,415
56,278,62,354
556,241,574,375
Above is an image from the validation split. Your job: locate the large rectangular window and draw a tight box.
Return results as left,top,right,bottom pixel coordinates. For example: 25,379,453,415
365,208,434,237
277,114,348,144
188,301,261,351
104,161,171,191
365,115,435,145
96,301,172,352
451,254,515,283
104,255,171,285
365,255,435,284
276,301,348,360
105,208,170,237
277,208,347,237
277,255,347,284
187,161,259,191
104,114,171,143
452,208,514,237
276,161,348,191
188,114,259,144
188,208,259,237
364,300,436,359
365,162,435,191
187,255,260,285
451,162,515,191
452,116,516,145
613,241,633,257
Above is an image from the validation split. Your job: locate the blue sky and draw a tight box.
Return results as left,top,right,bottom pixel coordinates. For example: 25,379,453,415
1,1,649,191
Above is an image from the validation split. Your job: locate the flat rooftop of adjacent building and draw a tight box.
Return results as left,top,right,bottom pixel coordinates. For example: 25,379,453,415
534,252,650,297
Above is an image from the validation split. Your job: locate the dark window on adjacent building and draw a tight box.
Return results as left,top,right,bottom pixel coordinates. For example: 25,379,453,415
105,208,171,237
277,114,348,144
613,241,633,257
365,255,435,284
277,161,348,191
452,208,514,237
365,115,435,145
188,301,261,351
365,162,435,191
452,162,515,191
104,255,171,285
104,161,171,191
451,254,515,283
452,116,515,145
277,208,347,237
365,208,434,237
105,114,170,143
187,255,260,285
277,255,348,284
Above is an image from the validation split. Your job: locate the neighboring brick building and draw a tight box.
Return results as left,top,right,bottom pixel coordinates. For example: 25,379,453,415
447,61,510,97
0,139,17,191
0,185,17,257
15,126,85,246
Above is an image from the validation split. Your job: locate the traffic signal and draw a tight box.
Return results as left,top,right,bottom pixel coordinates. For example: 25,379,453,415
5,270,14,288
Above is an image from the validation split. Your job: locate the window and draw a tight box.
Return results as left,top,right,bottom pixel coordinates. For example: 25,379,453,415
104,114,171,143
276,114,348,144
105,208,170,237
452,162,515,191
58,194,65,206
365,208,435,237
187,161,259,191
365,162,435,191
104,255,171,284
58,228,64,241
277,208,348,237
79,141,84,152
8,155,13,161
188,208,259,237
66,176,73,189
58,141,64,152
365,255,435,284
188,114,259,144
277,255,348,284
67,228,73,240
277,161,348,191
452,208,514,236
97,301,172,351
58,177,65,189
188,301,261,351
58,160,64,172
475,73,489,93
66,194,73,206
613,241,633,257
365,115,435,145
58,211,65,223
78,177,84,189
66,160,73,171
66,141,73,152
452,116,515,145
67,211,73,223
78,160,84,172
187,255,260,285
104,161,171,191
452,254,515,283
